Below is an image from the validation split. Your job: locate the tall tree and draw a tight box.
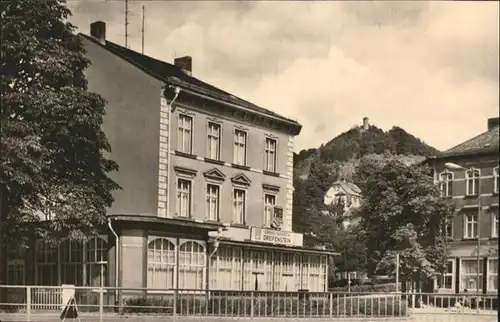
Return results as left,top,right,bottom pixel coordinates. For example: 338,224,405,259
0,0,119,285
354,157,455,284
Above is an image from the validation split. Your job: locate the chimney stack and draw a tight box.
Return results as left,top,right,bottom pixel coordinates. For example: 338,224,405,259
362,117,369,131
90,21,106,45
488,117,499,131
174,56,192,76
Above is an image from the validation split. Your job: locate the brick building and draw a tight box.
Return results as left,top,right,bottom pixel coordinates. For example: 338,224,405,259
426,117,499,294
6,21,336,295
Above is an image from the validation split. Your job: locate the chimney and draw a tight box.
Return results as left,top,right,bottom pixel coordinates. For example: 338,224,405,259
90,21,106,45
487,117,499,131
362,117,369,131
174,56,192,76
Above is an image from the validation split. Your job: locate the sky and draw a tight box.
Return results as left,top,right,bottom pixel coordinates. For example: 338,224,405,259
67,1,499,152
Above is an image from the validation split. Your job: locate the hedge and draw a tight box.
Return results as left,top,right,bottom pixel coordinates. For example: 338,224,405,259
330,283,399,293
123,293,408,317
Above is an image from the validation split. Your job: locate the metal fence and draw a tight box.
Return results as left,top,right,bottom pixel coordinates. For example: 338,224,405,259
0,285,497,321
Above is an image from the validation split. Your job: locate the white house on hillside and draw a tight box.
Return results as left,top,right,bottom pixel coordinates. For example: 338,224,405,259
323,180,362,228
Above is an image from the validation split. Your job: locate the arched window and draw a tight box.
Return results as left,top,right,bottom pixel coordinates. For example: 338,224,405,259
178,241,205,290
60,240,83,286
147,238,176,290
36,241,58,285
439,171,453,197
86,237,108,287
465,168,480,196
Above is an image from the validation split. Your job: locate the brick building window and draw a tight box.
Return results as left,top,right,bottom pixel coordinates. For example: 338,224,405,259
464,214,478,239
465,168,480,196
176,179,192,217
439,171,453,197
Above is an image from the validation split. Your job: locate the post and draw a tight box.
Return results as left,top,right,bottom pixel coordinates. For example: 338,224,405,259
26,286,31,321
99,286,104,322
173,289,178,317
329,292,333,317
395,253,400,293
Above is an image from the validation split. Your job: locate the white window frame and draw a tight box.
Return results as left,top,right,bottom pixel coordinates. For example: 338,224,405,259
178,114,193,154
243,249,273,291
178,239,206,290
210,246,243,290
465,168,480,196
232,188,247,225
445,219,453,239
487,258,498,292
464,214,478,239
439,171,453,198
207,122,221,160
492,212,498,238
460,258,483,293
85,237,108,288
263,193,276,228
146,237,177,291
176,178,192,218
264,138,277,173
494,166,499,194
233,129,247,166
206,183,220,222
437,259,455,290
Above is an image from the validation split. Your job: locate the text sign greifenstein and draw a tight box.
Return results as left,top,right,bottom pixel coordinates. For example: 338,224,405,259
250,227,302,247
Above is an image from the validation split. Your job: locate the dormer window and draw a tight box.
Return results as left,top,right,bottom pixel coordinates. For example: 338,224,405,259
439,171,453,197
465,168,480,196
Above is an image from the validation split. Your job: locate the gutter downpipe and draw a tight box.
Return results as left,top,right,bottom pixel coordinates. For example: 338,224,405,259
107,218,119,302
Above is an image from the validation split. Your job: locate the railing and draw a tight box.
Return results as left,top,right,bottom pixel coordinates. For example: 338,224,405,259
0,285,497,321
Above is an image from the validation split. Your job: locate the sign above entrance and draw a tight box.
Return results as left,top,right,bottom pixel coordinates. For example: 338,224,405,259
250,227,303,247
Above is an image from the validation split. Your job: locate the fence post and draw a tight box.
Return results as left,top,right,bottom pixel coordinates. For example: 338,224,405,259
329,292,333,317
173,289,178,318
99,287,104,322
26,286,31,322
250,291,254,318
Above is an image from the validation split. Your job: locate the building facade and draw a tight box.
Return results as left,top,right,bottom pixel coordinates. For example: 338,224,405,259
427,117,499,295
6,21,335,295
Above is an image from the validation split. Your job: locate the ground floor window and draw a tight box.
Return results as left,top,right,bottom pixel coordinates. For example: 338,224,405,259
146,237,206,290
244,249,273,291
274,252,300,291
35,236,108,286
487,258,498,291
437,259,454,290
147,238,176,290
210,246,243,290
460,258,483,292
178,240,205,289
301,254,327,292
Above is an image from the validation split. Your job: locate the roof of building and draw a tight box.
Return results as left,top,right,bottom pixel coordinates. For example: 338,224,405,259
438,125,499,158
330,180,362,197
80,34,301,131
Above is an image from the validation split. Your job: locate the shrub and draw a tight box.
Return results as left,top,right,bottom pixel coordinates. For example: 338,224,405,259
330,283,398,293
